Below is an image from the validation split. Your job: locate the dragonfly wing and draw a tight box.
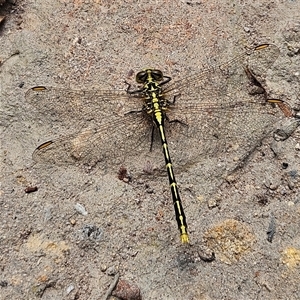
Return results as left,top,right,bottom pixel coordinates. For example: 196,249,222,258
166,101,280,162
26,87,145,131
27,87,159,169
163,44,280,106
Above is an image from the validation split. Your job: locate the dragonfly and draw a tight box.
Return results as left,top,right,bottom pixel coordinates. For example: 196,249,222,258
26,44,291,243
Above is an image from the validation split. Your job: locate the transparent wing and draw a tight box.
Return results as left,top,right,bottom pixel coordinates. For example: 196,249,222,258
163,44,280,100
164,102,281,170
26,87,143,130
31,111,157,169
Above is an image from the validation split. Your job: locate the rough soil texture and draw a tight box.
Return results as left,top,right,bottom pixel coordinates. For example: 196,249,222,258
1,1,300,299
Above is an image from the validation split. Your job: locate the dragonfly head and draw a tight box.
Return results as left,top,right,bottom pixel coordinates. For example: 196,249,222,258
136,69,164,84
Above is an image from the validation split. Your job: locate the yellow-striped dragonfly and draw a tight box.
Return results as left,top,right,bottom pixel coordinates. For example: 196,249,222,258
26,44,291,243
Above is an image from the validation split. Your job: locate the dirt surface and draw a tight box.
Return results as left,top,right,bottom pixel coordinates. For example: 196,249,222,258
1,1,300,299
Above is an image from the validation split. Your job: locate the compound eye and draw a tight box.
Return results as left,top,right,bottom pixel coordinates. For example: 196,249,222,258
151,69,163,81
136,71,147,83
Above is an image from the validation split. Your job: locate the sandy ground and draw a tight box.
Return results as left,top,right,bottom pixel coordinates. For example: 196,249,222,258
1,0,300,299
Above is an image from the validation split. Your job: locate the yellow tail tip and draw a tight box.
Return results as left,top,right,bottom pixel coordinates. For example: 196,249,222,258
181,234,189,244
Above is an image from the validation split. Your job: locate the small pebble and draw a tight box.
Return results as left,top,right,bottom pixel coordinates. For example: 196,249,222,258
75,203,88,216
269,183,278,191
207,198,218,209
69,218,76,226
100,265,107,272
112,279,142,300
66,284,74,295
25,186,38,193
243,26,250,32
